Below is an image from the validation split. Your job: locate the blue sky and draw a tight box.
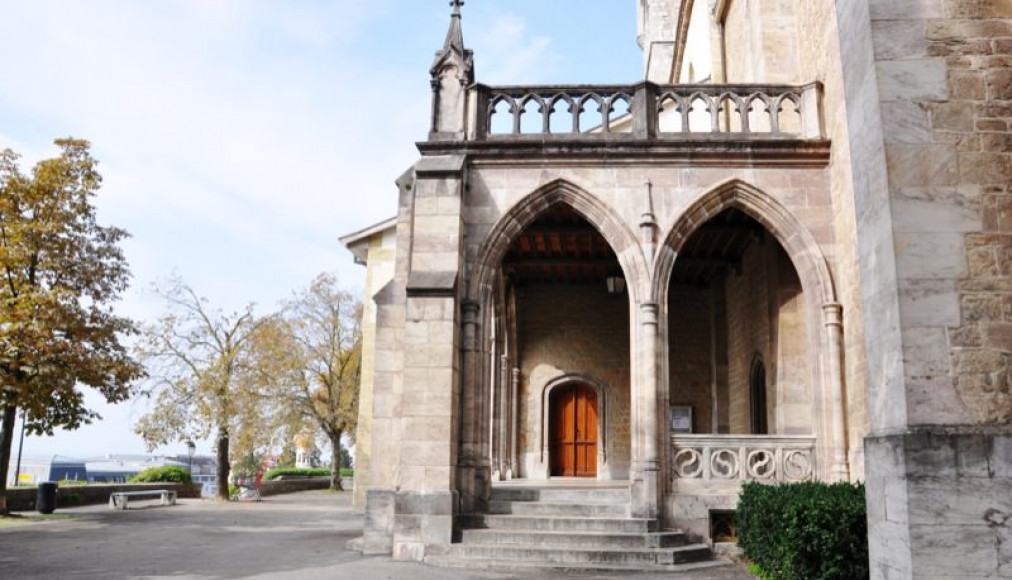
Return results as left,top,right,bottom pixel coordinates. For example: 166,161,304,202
0,0,643,460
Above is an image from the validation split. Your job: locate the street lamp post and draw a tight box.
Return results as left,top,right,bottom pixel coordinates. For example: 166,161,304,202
13,410,26,486
186,441,196,475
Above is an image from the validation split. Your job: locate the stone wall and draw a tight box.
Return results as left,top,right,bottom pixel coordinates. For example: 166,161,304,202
793,0,872,479
352,228,397,509
668,284,716,434
518,283,632,479
722,0,801,84
259,476,333,497
726,239,774,434
831,0,1012,576
5,482,201,512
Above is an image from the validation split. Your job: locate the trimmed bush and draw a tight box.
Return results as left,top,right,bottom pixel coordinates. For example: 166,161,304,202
128,466,192,484
737,481,868,580
339,468,353,478
262,467,332,481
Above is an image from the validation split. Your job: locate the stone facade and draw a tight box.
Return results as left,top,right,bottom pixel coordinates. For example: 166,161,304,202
342,1,1011,576
340,218,397,508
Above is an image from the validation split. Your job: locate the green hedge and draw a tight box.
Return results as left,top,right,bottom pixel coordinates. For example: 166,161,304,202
737,481,869,580
128,466,192,484
262,467,332,481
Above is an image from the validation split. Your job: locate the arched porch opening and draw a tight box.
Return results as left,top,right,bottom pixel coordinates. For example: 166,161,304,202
655,179,847,485
665,207,813,439
459,179,649,498
485,204,631,481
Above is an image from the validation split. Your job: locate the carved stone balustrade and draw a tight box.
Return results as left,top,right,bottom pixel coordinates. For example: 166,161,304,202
468,82,824,141
670,434,816,491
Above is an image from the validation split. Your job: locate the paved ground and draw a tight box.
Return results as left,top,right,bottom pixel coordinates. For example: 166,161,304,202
0,490,756,579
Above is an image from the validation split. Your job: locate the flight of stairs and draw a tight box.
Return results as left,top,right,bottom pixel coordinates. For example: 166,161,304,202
425,483,728,573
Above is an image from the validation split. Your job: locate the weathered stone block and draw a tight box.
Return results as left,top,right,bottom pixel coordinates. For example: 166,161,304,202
900,279,962,328
983,323,1012,349
883,101,934,143
989,70,1012,101
895,232,967,279
910,524,999,577
950,71,987,100
962,294,1006,322
886,144,958,187
873,20,929,60
877,60,950,101
926,18,1012,39
991,434,1012,478
981,134,1012,153
960,153,1012,185
362,488,396,554
870,0,943,19
975,118,1007,132
943,0,1012,18
930,102,977,132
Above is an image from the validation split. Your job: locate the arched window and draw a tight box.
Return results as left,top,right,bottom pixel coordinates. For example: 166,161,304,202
750,357,768,435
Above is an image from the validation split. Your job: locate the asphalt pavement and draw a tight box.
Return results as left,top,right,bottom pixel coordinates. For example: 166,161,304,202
0,490,755,580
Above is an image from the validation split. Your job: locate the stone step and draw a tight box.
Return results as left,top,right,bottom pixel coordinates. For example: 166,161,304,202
425,555,731,574
460,529,690,549
490,486,629,503
443,542,713,566
487,499,629,517
459,513,657,533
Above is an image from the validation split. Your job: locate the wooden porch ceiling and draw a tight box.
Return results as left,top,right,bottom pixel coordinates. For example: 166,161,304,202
672,208,764,286
503,205,617,284
502,205,764,287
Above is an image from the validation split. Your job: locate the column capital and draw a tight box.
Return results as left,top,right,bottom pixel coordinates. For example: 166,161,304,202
822,302,843,327
640,302,660,325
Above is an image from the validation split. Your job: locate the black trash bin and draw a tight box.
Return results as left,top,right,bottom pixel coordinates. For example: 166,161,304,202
37,482,58,514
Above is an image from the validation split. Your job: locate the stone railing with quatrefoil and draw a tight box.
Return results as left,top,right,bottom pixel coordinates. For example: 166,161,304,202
669,434,816,490
469,82,825,141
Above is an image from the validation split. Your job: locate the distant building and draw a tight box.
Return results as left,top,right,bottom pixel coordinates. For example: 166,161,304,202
84,454,188,483
6,455,87,486
170,454,219,497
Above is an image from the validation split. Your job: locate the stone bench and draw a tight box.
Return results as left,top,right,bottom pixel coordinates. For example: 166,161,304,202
108,489,177,510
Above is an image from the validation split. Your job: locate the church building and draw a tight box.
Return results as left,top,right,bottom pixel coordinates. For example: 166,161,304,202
342,1,1012,576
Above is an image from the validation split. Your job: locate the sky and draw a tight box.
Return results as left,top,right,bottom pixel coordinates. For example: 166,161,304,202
0,0,644,461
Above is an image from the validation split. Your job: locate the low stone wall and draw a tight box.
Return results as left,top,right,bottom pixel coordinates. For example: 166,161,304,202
259,476,338,496
6,482,201,512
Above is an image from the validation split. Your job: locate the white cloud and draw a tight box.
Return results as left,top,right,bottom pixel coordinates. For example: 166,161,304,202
0,0,423,456
470,13,558,84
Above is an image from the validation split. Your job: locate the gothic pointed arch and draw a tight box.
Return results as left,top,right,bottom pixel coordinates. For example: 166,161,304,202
469,179,649,304
653,178,836,305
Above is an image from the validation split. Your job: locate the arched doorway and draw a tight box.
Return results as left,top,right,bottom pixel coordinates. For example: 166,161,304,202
473,196,634,482
550,383,599,477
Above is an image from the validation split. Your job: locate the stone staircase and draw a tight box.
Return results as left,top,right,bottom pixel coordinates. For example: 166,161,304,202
426,483,729,573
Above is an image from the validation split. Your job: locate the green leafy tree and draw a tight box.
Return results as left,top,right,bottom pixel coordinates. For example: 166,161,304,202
0,139,143,515
134,280,271,500
262,273,361,491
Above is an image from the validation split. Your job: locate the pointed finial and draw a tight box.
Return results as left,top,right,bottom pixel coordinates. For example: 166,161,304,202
450,0,464,17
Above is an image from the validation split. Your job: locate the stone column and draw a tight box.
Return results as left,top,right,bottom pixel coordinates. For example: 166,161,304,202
457,300,489,514
632,302,660,520
822,303,849,481
389,155,466,562
510,367,520,479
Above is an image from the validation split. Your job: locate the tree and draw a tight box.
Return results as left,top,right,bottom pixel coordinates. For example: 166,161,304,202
267,273,361,491
134,280,270,500
0,139,144,514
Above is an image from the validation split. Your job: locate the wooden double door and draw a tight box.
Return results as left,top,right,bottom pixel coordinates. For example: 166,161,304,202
549,384,598,477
